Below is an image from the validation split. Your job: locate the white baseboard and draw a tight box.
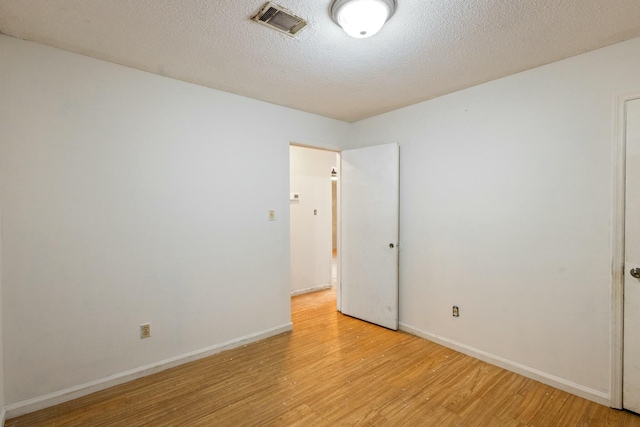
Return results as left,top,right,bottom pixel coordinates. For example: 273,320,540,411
1,407,6,426
5,323,293,419
399,323,609,406
291,284,332,296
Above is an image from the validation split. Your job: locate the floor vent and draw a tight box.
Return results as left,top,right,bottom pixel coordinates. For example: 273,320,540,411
252,2,307,37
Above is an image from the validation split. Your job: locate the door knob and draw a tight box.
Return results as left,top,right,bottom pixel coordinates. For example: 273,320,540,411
389,243,395,248
631,268,640,279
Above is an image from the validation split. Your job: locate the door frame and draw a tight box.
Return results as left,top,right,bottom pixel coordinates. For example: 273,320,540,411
289,141,342,310
611,92,640,409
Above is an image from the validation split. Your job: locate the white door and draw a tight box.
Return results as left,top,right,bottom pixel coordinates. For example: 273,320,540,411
624,97,640,413
340,143,399,330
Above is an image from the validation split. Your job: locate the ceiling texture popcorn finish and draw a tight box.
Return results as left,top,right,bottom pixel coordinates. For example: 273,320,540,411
1,1,640,122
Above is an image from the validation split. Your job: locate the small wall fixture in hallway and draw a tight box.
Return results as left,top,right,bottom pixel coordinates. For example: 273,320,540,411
330,0,397,38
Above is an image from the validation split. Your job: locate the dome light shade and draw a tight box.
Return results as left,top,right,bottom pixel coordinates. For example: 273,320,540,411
331,0,396,39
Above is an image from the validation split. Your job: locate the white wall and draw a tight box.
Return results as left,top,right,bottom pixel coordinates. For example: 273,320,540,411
290,146,336,295
350,37,640,402
0,34,350,408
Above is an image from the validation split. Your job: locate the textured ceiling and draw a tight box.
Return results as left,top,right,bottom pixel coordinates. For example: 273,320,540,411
2,1,640,122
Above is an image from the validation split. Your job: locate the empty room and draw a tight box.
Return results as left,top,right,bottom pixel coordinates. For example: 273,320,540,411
2,0,640,425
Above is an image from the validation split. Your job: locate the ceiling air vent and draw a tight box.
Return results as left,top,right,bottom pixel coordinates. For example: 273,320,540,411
252,2,308,37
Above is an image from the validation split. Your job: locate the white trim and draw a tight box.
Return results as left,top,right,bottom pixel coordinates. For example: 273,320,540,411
290,141,342,153
611,93,629,409
336,152,342,313
0,407,6,426
291,284,332,296
4,323,292,419
400,323,609,406
611,92,640,409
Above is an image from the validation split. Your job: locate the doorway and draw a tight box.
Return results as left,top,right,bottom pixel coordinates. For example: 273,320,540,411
289,144,339,297
288,142,400,327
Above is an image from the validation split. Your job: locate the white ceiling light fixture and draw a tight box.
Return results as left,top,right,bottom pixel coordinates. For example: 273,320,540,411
331,0,396,39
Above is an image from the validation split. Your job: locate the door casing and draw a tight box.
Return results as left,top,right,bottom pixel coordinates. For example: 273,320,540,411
611,92,640,409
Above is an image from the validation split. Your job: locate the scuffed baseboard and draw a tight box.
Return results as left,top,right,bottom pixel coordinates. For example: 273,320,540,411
291,284,332,296
399,322,609,407
5,323,293,420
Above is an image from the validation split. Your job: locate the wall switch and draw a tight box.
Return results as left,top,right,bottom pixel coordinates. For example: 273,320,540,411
140,323,151,339
268,210,275,221
452,306,460,317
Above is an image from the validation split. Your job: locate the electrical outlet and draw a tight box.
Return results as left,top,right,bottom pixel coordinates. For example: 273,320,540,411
452,306,460,317
140,323,151,339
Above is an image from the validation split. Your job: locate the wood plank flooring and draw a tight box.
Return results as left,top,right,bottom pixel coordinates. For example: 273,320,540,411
7,288,640,426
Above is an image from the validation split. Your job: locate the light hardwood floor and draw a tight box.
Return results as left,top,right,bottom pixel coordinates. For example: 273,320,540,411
7,288,640,426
